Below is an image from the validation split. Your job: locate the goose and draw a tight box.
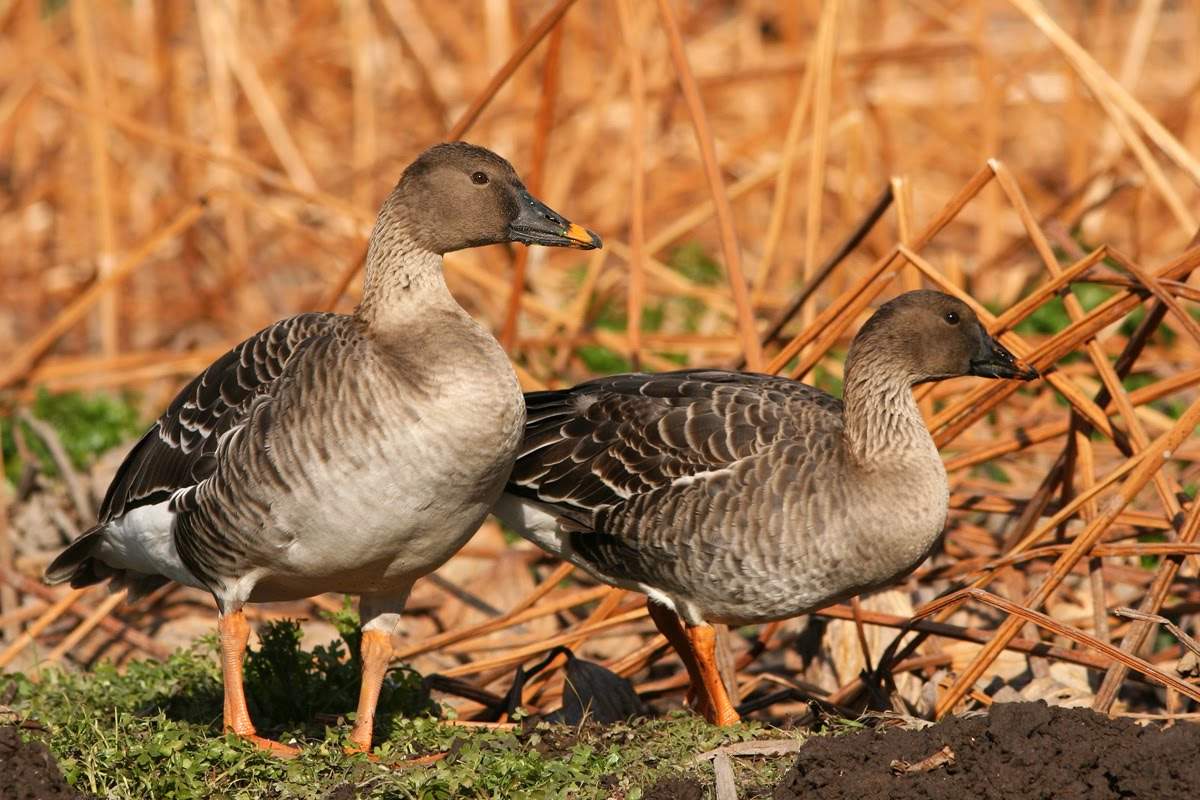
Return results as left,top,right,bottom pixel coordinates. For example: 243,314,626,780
45,142,601,754
493,290,1037,725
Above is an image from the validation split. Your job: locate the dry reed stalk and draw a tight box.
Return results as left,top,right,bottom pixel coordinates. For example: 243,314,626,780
0,482,12,644
749,47,814,303
38,85,372,225
614,0,647,369
799,0,840,332
656,0,762,370
438,607,648,679
195,0,250,316
343,0,378,211
0,588,87,669
1010,0,1200,189
376,0,449,128
69,0,118,361
500,21,562,349
41,589,127,667
204,3,317,193
446,0,580,140
0,201,208,391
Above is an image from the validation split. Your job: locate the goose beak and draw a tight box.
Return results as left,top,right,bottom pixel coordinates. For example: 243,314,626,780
508,189,602,250
969,333,1039,381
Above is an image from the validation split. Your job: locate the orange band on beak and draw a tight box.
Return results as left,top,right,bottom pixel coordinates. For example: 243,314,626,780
564,222,600,248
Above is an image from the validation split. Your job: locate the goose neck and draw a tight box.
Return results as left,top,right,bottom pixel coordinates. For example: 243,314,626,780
354,199,454,329
841,355,929,467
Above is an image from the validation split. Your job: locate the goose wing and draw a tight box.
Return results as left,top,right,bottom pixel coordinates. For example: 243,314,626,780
99,312,346,522
507,369,843,521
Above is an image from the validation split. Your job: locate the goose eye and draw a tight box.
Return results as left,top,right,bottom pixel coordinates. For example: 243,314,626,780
471,171,489,185
944,311,960,325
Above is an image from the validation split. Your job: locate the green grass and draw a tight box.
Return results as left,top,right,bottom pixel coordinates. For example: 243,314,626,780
2,388,145,484
5,617,808,799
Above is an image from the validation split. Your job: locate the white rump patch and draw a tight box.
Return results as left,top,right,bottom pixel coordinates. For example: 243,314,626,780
492,494,569,558
98,502,204,590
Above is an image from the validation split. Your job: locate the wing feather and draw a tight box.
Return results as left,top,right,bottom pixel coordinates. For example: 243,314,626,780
99,312,347,522
507,369,843,520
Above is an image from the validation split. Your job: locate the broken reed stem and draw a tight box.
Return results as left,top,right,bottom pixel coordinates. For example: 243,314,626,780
736,182,892,370
935,393,1200,717
1094,485,1200,711
656,0,763,371
766,161,994,377
922,588,1200,704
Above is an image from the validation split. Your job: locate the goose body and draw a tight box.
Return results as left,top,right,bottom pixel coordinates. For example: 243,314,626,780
494,291,1037,724
498,371,948,627
46,142,601,752
89,307,521,608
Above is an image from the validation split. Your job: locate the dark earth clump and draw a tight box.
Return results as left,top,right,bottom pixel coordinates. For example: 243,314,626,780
0,726,91,800
644,775,705,800
774,701,1199,800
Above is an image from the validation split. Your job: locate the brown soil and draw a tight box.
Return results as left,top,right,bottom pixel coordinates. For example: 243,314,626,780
643,775,705,800
0,726,90,800
773,701,1199,800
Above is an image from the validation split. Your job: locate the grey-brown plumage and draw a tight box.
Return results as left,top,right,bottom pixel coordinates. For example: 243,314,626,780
45,141,601,753
494,291,1037,724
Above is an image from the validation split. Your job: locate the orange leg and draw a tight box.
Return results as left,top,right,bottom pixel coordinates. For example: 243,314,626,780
347,629,393,753
218,611,299,757
646,603,710,716
686,623,741,726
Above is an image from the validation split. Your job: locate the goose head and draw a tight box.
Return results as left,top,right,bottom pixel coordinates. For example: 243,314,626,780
849,290,1039,385
393,141,602,255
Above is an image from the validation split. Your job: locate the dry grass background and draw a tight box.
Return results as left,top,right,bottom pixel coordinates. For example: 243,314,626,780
2,0,1200,726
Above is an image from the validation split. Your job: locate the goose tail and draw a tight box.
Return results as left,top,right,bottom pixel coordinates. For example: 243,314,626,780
44,524,108,588
44,524,172,601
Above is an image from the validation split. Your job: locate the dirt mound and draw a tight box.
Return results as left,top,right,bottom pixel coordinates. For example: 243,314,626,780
774,701,1198,800
0,726,90,800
